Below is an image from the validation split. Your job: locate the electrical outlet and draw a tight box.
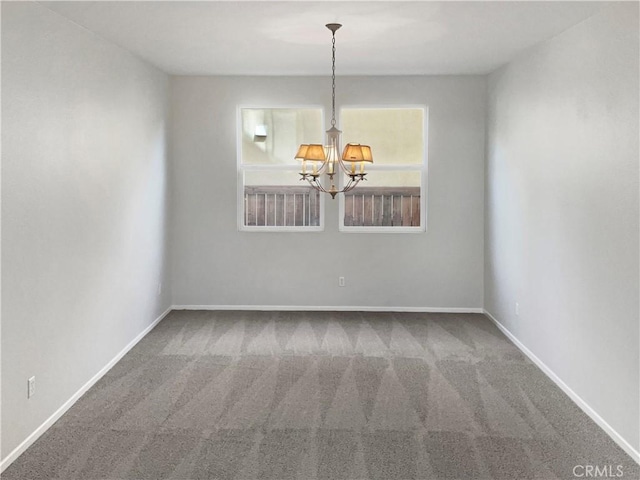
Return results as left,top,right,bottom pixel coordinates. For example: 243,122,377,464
338,276,345,287
157,283,162,296
28,376,35,399
515,302,520,316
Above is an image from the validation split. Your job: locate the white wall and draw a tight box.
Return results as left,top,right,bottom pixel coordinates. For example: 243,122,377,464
170,76,485,309
1,1,171,461
485,2,639,453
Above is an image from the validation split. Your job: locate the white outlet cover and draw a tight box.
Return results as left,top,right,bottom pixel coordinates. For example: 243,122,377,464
28,376,35,398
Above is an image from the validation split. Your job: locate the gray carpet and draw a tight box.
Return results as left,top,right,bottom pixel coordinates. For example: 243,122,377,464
3,311,638,479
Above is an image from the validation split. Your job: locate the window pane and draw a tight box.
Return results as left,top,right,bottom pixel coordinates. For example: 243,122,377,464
344,171,421,227
241,108,323,165
341,108,424,165
244,171,321,227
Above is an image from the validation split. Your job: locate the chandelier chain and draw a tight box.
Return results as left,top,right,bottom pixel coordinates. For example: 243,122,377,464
331,31,336,127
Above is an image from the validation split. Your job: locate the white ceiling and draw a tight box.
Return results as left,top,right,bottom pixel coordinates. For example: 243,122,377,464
41,1,607,76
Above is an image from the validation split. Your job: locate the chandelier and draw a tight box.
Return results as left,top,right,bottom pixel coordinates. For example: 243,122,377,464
296,24,373,199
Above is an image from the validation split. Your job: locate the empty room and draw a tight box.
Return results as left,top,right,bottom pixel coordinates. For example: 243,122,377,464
1,1,638,479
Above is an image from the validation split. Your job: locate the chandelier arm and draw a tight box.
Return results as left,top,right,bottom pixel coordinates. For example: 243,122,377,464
337,158,356,176
305,170,365,196
307,177,328,194
344,175,354,188
344,177,358,192
316,160,331,176
338,177,353,194
302,175,318,189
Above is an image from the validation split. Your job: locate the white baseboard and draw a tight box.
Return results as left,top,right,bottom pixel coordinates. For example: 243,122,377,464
173,304,484,313
0,306,173,473
483,309,640,464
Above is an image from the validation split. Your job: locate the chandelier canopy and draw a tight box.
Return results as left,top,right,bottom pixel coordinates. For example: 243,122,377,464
297,23,373,199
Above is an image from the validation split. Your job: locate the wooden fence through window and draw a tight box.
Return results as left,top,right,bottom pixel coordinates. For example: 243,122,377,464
344,187,421,227
244,185,420,227
244,185,320,227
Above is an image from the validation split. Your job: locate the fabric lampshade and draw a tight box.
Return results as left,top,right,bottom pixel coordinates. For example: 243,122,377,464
342,143,373,163
303,144,327,162
294,144,309,160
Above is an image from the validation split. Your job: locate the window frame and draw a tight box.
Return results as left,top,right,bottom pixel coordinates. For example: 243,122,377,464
237,105,326,232
338,105,429,233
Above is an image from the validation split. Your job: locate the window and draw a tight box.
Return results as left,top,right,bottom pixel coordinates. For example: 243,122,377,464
339,107,427,232
238,107,324,231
